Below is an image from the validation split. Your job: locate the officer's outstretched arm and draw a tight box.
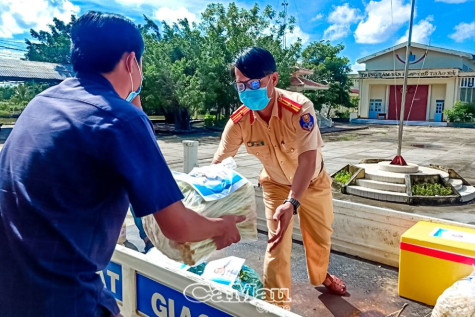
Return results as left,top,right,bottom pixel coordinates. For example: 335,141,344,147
288,149,317,200
268,150,317,252
213,119,243,163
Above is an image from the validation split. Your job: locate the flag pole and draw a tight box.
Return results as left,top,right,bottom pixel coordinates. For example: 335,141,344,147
391,0,415,166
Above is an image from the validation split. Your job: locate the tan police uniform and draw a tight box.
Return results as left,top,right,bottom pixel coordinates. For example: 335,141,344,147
213,88,334,308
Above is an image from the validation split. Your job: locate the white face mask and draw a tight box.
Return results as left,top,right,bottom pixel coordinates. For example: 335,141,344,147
125,56,143,102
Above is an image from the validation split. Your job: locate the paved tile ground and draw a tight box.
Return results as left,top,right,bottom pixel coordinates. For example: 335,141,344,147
156,124,475,225
155,124,475,184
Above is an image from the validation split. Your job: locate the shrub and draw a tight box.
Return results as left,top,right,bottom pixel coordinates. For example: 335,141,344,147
204,113,216,127
204,113,227,128
444,101,475,122
334,169,352,184
412,183,453,196
0,110,10,117
335,109,350,119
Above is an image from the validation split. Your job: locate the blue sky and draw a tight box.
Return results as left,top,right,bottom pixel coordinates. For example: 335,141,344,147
1,0,474,72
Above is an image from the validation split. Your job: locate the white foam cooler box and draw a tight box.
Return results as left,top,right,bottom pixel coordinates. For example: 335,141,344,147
99,245,300,317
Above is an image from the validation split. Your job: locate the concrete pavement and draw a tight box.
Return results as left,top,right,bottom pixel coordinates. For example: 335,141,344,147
155,125,475,225
156,125,475,185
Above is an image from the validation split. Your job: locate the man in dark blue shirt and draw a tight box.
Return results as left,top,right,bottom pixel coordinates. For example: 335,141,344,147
0,12,244,317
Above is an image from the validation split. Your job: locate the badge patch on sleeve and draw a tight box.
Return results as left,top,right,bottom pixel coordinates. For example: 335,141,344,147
299,113,314,131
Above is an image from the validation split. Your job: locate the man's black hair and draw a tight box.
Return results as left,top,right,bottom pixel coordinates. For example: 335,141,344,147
71,11,144,73
235,47,277,79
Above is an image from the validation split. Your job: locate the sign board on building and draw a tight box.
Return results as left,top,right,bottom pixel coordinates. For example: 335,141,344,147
358,69,459,79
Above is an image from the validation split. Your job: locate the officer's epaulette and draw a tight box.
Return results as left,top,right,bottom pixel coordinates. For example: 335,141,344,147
230,105,251,123
278,96,302,113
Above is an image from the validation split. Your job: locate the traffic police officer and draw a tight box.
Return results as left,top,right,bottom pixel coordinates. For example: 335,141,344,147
213,47,346,308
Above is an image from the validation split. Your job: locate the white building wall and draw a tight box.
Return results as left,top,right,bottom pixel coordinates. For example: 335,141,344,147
360,80,370,117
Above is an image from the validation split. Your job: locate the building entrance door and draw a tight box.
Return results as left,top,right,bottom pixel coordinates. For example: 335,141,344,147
434,100,444,122
369,99,383,119
388,85,428,121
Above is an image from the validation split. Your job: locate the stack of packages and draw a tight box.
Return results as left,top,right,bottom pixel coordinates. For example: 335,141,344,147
142,159,257,266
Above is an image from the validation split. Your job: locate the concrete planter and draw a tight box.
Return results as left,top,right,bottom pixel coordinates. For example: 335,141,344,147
331,160,475,205
330,164,364,194
407,174,461,205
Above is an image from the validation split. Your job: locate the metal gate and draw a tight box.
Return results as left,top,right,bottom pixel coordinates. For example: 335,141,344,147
388,85,428,121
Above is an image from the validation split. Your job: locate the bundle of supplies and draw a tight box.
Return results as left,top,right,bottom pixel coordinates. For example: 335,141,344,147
187,256,264,299
145,249,264,299
142,159,257,265
431,268,475,317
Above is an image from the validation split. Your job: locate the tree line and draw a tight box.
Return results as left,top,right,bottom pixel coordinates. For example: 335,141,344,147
6,2,353,130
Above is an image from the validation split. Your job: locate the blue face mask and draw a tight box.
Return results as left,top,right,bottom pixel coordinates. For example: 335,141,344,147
238,87,270,111
126,57,143,103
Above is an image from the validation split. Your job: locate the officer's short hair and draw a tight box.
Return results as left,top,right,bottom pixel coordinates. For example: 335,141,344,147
71,11,144,74
235,47,277,79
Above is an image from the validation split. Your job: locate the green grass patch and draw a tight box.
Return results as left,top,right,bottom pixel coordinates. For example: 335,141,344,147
412,183,453,196
0,118,17,125
147,115,165,120
334,170,352,185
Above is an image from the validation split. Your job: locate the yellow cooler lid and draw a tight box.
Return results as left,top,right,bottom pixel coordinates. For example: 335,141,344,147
401,221,475,262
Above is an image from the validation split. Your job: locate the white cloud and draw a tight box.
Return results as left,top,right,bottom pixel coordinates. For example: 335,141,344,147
312,13,324,22
435,0,468,3
287,26,311,45
355,0,411,44
323,24,350,41
0,0,79,38
323,4,361,42
115,0,207,12
328,3,362,25
113,0,207,25
449,21,475,42
0,13,23,38
350,61,366,73
154,7,197,24
397,16,436,44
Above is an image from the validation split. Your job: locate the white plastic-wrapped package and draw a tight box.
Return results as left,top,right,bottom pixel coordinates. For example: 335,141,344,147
142,160,257,265
431,268,475,317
